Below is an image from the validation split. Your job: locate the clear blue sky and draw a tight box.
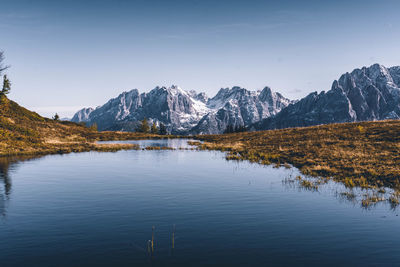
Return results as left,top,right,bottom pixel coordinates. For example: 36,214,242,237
1,0,400,118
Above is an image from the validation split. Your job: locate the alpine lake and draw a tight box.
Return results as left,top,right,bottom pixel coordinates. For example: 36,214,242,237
0,139,399,266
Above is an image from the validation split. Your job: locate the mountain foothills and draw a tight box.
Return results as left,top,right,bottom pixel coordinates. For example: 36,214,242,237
72,85,292,134
72,64,400,134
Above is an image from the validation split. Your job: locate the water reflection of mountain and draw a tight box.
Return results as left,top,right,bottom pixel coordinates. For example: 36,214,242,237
0,156,42,217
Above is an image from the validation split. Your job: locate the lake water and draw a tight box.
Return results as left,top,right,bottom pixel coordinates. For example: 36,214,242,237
0,139,399,266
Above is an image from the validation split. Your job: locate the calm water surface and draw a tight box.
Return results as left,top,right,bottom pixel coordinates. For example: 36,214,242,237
0,139,399,266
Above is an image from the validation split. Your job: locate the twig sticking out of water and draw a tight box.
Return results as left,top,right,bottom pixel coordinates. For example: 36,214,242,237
172,224,175,250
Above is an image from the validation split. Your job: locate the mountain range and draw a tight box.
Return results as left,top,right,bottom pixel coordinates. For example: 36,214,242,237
72,85,292,134
72,64,400,134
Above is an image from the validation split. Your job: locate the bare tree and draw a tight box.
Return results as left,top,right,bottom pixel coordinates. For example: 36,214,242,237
0,51,10,75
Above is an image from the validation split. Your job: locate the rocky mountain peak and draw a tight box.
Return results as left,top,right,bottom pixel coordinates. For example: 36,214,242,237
71,107,94,122
255,63,400,131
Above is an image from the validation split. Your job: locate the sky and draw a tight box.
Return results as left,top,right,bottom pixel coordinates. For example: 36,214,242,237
1,0,400,118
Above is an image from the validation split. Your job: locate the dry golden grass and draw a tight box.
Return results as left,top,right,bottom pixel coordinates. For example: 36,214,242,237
194,120,400,190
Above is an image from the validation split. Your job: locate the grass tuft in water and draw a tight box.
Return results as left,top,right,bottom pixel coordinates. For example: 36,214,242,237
144,146,175,150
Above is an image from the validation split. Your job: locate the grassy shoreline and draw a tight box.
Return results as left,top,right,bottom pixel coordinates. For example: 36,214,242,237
0,125,182,157
193,120,400,192
0,96,181,157
0,142,140,157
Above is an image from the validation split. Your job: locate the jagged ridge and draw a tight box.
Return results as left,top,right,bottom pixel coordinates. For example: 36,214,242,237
254,64,400,130
72,85,292,134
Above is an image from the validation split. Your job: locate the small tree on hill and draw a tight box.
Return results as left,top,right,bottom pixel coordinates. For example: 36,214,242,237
1,75,11,96
137,118,150,133
159,123,167,135
151,122,158,134
0,51,9,76
0,52,11,99
53,113,60,121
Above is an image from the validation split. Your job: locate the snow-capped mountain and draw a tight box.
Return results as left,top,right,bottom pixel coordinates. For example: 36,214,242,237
254,64,400,130
191,86,291,134
71,85,292,134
